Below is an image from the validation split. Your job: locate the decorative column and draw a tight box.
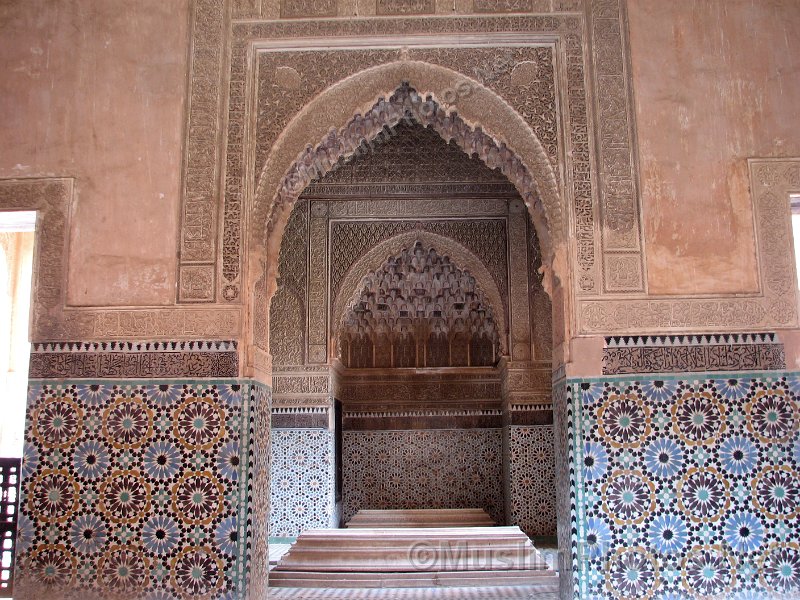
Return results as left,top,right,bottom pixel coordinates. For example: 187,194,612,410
306,202,329,364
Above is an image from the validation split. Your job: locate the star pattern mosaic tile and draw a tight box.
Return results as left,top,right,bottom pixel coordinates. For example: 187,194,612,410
270,429,335,537
16,380,253,599
570,373,800,599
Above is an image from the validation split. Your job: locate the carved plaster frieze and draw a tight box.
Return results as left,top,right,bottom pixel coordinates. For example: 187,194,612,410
271,367,332,408
272,374,331,395
55,308,244,341
177,2,647,339
29,340,240,379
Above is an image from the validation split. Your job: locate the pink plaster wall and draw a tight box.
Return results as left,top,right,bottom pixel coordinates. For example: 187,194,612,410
3,1,799,307
0,1,188,306
628,0,800,296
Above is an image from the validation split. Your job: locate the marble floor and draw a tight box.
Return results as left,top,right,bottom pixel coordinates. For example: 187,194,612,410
267,543,560,599
267,586,559,599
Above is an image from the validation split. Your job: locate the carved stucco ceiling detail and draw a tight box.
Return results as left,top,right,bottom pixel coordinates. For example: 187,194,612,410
310,120,512,186
330,219,509,313
339,241,500,368
333,229,508,355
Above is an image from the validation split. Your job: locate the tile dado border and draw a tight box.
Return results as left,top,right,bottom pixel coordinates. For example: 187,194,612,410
272,405,330,428
180,0,646,305
602,332,787,375
29,341,240,379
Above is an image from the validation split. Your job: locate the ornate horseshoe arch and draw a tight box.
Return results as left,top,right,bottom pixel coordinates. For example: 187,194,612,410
248,60,567,290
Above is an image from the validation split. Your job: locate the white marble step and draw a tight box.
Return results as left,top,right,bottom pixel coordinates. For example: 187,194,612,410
347,509,495,529
271,525,556,588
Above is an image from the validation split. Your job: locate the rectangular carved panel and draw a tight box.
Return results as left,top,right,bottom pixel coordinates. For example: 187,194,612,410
376,0,434,15
474,0,532,12
179,0,224,266
588,0,646,293
178,264,216,303
307,204,329,363
280,0,337,18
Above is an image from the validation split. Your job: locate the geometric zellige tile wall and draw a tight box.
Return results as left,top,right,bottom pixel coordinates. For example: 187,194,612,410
343,429,505,525
270,429,334,538
16,381,250,600
572,372,800,599
508,425,556,537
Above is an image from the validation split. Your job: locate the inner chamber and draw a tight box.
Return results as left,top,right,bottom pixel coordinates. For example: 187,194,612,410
268,113,555,540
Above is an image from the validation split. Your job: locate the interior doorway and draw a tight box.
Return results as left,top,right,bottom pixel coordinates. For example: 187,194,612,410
0,210,35,598
265,101,556,549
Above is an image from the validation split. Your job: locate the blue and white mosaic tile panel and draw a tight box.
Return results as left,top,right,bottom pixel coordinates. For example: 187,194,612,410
508,425,556,537
270,429,334,538
16,380,253,600
571,372,800,599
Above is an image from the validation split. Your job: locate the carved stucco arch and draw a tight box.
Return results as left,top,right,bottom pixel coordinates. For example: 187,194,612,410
249,61,566,295
331,230,509,356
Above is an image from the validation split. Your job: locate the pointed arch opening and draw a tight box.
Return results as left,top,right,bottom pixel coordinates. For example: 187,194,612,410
250,68,566,594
